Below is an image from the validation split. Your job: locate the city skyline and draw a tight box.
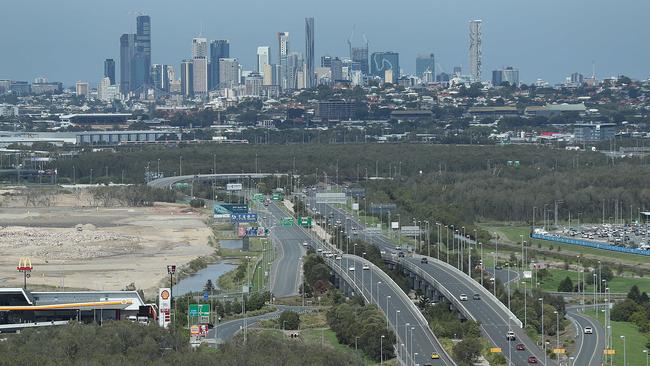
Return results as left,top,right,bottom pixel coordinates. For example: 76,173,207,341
1,0,649,85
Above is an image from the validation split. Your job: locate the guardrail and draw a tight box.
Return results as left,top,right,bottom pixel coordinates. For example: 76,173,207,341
385,253,524,329
531,233,650,256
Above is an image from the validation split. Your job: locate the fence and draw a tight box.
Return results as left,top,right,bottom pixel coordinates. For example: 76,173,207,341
531,233,650,256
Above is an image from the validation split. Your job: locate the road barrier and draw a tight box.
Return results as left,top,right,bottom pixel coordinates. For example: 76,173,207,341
531,233,650,256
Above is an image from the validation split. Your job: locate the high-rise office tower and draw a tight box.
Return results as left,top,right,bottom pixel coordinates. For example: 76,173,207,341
180,60,193,97
492,66,519,86
304,17,315,89
262,64,274,86
219,58,240,88
75,81,89,97
119,33,136,95
136,15,151,86
104,59,115,85
286,52,302,90
416,54,435,78
330,57,343,81
453,66,462,77
192,38,208,96
469,20,482,82
150,64,172,91
351,46,369,75
370,52,399,79
210,40,230,90
321,55,332,68
277,32,290,90
257,46,270,75
119,15,151,95
192,38,208,58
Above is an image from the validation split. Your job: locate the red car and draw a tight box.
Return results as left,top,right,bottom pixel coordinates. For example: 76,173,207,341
516,343,526,351
528,356,538,364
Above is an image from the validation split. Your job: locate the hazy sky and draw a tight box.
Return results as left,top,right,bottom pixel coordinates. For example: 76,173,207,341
2,0,648,86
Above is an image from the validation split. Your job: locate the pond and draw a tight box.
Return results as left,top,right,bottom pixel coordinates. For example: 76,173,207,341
220,239,243,250
172,261,237,297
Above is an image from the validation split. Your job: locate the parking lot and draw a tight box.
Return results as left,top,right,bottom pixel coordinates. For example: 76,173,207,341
552,223,650,250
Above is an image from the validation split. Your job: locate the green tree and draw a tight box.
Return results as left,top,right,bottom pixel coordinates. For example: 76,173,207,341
453,337,482,365
279,311,300,330
557,276,574,292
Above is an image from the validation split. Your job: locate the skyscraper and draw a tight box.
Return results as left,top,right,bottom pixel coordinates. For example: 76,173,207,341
104,59,115,85
304,17,315,89
277,32,290,90
469,20,482,82
150,64,172,92
370,52,399,79
330,57,343,81
210,40,230,90
192,38,208,96
351,46,369,75
416,54,435,78
119,15,151,95
119,33,136,95
492,66,519,86
180,60,193,97
219,58,240,88
257,46,270,75
135,15,151,87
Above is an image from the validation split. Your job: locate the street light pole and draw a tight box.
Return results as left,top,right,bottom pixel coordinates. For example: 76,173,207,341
380,335,385,365
539,297,546,365
621,335,627,366
386,295,391,328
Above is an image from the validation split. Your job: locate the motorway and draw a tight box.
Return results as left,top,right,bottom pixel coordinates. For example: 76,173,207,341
565,306,605,366
147,173,288,189
307,194,555,366
268,203,455,365
260,201,307,298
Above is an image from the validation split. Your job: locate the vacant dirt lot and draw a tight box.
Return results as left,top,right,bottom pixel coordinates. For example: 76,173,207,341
0,190,212,296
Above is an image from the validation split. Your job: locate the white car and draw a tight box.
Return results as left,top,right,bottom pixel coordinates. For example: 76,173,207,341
459,294,468,301
362,265,370,270
325,253,334,258
584,327,593,334
335,255,342,260
348,266,355,271
316,248,323,253
302,242,308,247
506,331,516,341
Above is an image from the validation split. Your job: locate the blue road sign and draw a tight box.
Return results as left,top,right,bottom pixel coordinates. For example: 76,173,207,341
203,292,209,301
230,213,258,223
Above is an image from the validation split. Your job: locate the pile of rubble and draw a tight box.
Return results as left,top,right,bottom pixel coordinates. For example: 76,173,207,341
0,226,141,259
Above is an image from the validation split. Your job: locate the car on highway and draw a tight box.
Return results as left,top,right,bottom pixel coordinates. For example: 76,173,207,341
584,326,593,334
421,257,428,264
527,356,538,363
506,330,516,341
316,248,323,253
348,266,355,271
459,294,468,301
302,242,308,247
431,352,440,359
335,255,342,260
472,294,480,300
516,343,526,351
396,246,402,250
398,252,405,258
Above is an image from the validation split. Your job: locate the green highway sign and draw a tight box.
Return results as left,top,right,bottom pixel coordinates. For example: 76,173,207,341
281,217,294,227
189,303,210,317
298,217,313,228
272,192,284,201
253,193,264,202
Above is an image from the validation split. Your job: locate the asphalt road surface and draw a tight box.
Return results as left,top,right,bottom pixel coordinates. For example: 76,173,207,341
259,201,307,298
307,193,555,366
566,305,605,366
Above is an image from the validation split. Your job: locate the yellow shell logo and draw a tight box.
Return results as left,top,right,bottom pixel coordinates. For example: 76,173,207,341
160,290,170,300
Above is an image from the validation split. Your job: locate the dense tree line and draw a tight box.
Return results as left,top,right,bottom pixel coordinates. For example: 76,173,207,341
47,144,650,229
611,285,650,340
326,302,396,362
0,321,361,366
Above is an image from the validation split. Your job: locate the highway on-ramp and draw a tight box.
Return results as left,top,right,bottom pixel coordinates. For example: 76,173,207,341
566,306,605,366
